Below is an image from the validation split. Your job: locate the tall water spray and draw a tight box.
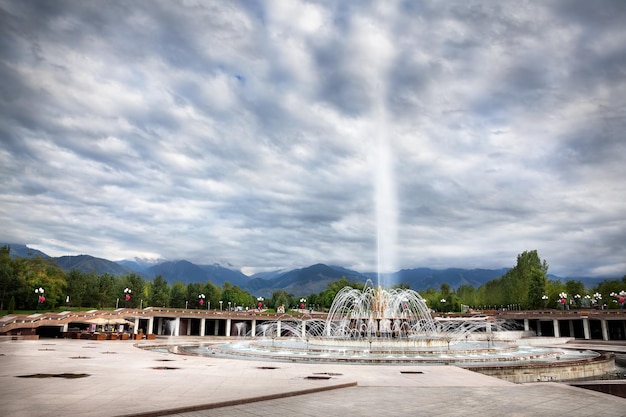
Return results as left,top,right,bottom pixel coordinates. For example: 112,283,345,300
374,86,397,288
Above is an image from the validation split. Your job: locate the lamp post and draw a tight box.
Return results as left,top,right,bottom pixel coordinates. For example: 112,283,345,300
574,294,581,308
199,293,206,309
596,292,604,309
34,287,45,313
219,300,223,311
440,298,447,313
541,295,549,308
124,288,131,308
558,292,567,309
618,291,626,309
257,296,264,311
228,301,231,311
300,298,306,311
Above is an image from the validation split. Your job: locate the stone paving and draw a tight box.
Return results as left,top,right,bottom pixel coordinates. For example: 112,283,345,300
1,337,626,417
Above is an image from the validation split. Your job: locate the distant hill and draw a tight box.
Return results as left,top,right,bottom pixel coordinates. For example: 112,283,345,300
2,243,50,258
144,260,250,286
117,257,166,272
249,269,288,281
244,264,370,297
391,267,511,290
2,243,612,294
55,255,135,276
197,263,250,287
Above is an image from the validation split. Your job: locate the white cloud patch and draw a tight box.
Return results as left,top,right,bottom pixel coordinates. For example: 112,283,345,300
1,0,625,278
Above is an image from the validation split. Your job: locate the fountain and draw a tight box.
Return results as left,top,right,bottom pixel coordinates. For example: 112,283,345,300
144,109,614,382
197,282,546,364
173,286,604,382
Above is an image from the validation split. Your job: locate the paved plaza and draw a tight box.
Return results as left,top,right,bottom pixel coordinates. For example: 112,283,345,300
1,337,626,417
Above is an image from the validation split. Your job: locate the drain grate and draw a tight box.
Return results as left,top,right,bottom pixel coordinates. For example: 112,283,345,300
313,372,343,376
151,366,179,370
70,356,92,359
306,375,332,380
400,371,424,374
18,373,89,379
257,366,279,369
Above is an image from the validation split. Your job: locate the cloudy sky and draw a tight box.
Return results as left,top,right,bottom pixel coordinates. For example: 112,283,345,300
1,0,625,278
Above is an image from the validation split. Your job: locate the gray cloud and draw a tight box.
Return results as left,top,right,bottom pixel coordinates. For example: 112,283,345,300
1,0,625,278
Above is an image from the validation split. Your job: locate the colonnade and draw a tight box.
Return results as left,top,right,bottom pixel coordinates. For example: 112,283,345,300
140,316,308,338
522,317,621,341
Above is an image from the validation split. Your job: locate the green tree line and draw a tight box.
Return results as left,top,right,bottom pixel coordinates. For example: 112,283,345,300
2,245,625,313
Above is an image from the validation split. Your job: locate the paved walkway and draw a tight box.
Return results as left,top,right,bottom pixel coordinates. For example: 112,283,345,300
1,338,626,417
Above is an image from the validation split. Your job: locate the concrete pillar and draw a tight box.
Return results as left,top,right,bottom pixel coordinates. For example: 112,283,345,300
601,319,609,341
133,318,140,334
157,318,163,335
174,317,180,336
302,320,307,338
251,319,256,337
553,319,560,338
523,319,530,332
200,318,206,336
187,319,192,336
62,323,69,332
276,320,281,337
147,317,154,335
226,318,231,336
583,318,590,340
568,320,575,338
214,320,219,336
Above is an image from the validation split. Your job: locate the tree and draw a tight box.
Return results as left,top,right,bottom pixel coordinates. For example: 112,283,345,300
220,282,254,309
13,255,66,309
121,273,145,308
0,245,18,310
92,273,116,309
269,290,293,310
318,277,364,309
202,281,221,310
186,283,204,309
169,282,187,308
527,268,548,309
456,285,478,308
65,269,88,307
7,295,15,314
149,275,169,307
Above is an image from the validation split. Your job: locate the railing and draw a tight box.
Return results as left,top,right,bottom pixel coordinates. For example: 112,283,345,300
4,308,626,334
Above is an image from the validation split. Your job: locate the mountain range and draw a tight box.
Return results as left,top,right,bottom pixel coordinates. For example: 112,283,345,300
2,243,605,297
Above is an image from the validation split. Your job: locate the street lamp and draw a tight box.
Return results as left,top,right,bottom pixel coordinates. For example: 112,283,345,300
199,294,206,309
124,288,132,308
595,292,604,309
257,296,264,311
541,295,549,308
440,298,447,313
35,287,45,313
300,298,306,310
228,301,231,311
219,300,223,310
